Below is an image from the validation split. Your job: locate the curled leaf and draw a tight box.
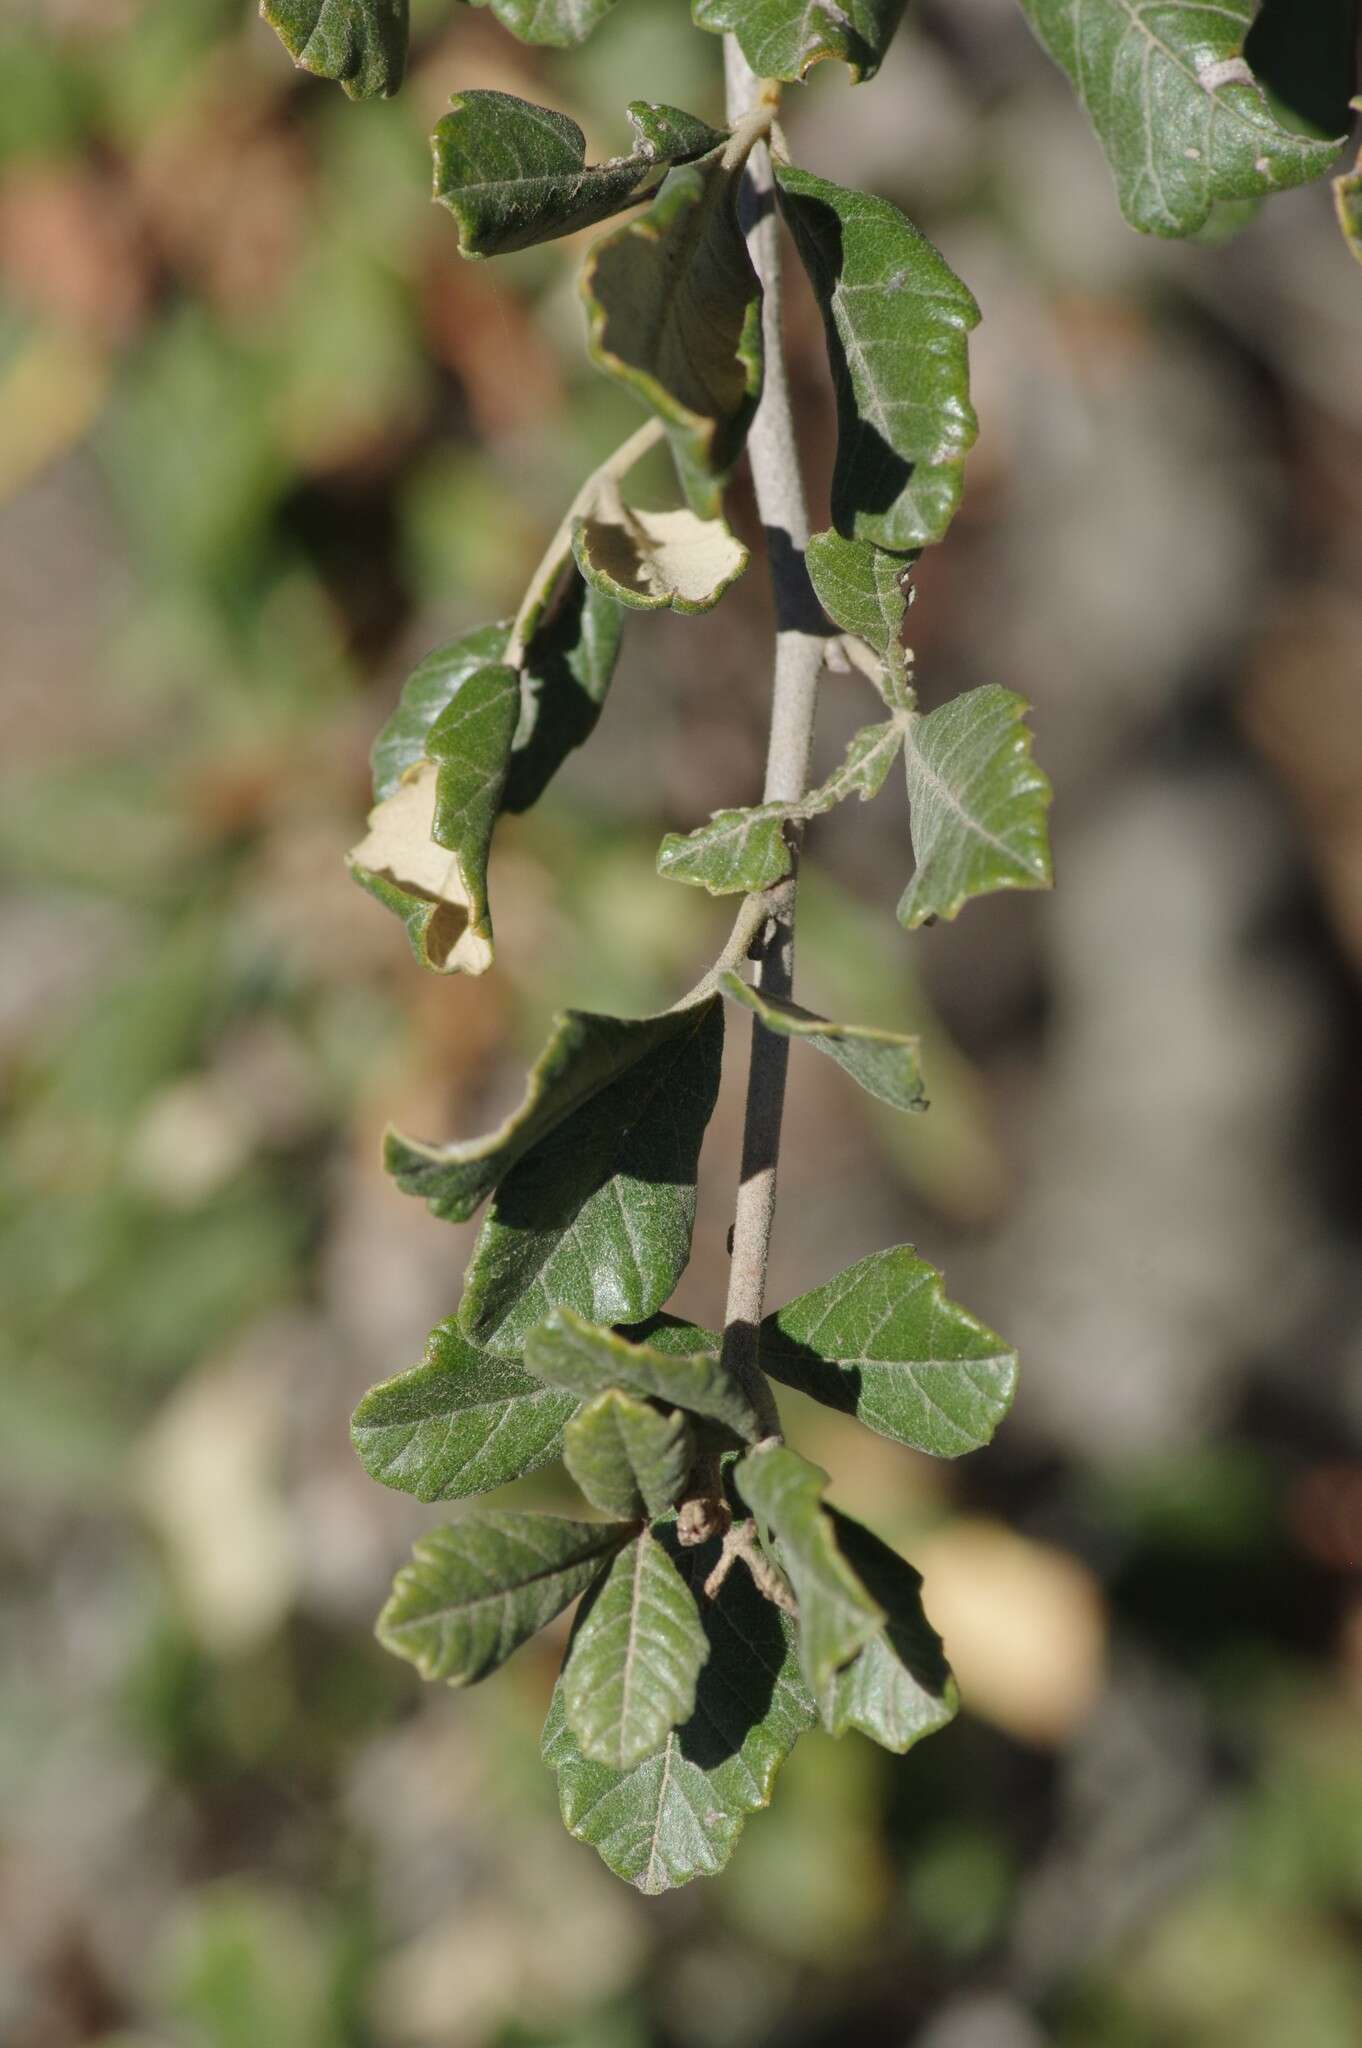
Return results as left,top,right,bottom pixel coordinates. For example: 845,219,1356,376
262,0,407,98
734,1445,885,1695
348,663,520,975
433,91,726,259
527,1306,761,1443
819,1511,957,1751
457,0,622,48
573,490,748,614
776,165,979,552
806,528,913,703
564,1392,696,1521
583,155,762,516
718,972,926,1114
692,0,908,84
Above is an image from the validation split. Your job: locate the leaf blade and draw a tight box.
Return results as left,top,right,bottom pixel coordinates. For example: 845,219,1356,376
733,1445,885,1694
718,972,926,1113
378,1511,631,1684
1017,0,1344,237
759,1246,1018,1458
898,685,1052,928
573,498,749,615
527,1307,761,1444
351,1320,580,1502
692,0,908,84
820,1511,958,1751
564,1391,695,1520
776,165,979,551
262,0,408,98
563,1528,710,1768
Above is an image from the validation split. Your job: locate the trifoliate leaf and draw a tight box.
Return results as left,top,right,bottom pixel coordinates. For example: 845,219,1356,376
718,973,925,1114
262,0,407,98
898,685,1052,928
386,1002,719,1223
806,529,913,702
562,1528,710,1767
348,663,520,976
692,0,908,84
543,1527,816,1891
527,1307,761,1443
458,0,622,48
583,155,763,517
459,999,724,1355
564,1391,695,1521
433,91,726,260
819,1512,957,1750
351,1321,580,1501
1016,0,1344,238
776,166,979,552
733,1446,884,1694
377,1512,631,1685
656,715,907,894
573,492,748,614
759,1246,1017,1458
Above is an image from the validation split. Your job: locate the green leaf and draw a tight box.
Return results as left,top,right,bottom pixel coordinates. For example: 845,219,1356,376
348,663,520,976
1016,0,1345,238
526,1307,762,1443
583,157,763,517
898,685,1052,928
562,1528,710,1767
543,1527,816,1890
262,0,407,98
718,972,926,1114
806,529,913,702
432,92,727,260
459,999,724,1355
368,583,621,822
692,0,908,83
733,1445,884,1694
504,576,623,812
351,1320,580,1501
819,1512,957,1750
564,1391,695,1520
573,494,748,614
377,1512,631,1684
775,166,979,552
656,716,906,894
458,0,622,48
759,1246,1017,1458
386,1001,719,1223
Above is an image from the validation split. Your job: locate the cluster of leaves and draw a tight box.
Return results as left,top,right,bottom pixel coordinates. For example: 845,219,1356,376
261,0,1358,1890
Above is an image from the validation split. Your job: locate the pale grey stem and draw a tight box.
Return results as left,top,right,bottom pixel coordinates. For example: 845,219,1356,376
719,40,827,1432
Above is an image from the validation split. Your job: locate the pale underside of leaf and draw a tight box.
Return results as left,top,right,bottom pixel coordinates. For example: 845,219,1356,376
759,1246,1018,1458
718,971,926,1114
563,1528,710,1768
564,1391,695,1521
458,1000,724,1355
526,1306,761,1444
573,496,748,614
378,1512,631,1684
351,1320,580,1501
385,1003,717,1224
656,715,906,894
543,1527,816,1891
776,164,980,552
734,1445,885,1695
582,156,763,516
691,0,908,83
348,763,493,975
1016,0,1344,237
898,684,1052,928
262,0,408,98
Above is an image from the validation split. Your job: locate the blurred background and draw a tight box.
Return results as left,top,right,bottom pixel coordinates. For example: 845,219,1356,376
3,1,1362,2043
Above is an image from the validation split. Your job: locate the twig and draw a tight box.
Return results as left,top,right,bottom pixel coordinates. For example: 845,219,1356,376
718,41,827,1435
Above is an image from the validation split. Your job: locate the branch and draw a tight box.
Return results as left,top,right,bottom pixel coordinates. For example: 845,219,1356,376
719,41,828,1432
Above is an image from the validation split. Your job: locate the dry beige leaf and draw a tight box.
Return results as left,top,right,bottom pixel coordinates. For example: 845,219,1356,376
572,484,747,615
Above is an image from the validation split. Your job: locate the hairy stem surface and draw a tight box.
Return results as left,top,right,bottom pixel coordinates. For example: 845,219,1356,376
719,41,827,1426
